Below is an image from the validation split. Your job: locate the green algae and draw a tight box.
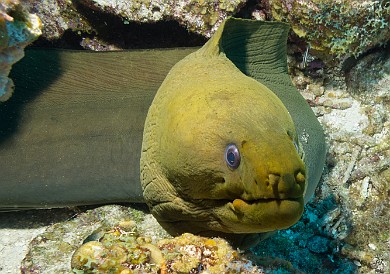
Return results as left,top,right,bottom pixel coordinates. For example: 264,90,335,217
269,0,390,60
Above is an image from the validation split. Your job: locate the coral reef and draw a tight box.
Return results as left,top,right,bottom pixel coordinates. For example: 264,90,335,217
0,1,388,273
246,47,389,273
71,221,163,273
20,0,390,57
18,0,390,60
21,205,301,273
285,46,390,273
21,205,167,273
72,228,264,273
268,0,390,60
337,51,389,273
81,0,246,37
0,0,41,102
23,0,245,44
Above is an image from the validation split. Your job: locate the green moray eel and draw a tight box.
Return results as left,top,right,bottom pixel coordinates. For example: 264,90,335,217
0,18,325,247
1,48,194,208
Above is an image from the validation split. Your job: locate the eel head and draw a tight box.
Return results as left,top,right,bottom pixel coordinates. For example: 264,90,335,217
141,55,306,242
140,18,307,247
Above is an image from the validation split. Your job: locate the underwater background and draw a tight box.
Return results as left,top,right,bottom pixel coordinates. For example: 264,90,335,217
1,0,389,273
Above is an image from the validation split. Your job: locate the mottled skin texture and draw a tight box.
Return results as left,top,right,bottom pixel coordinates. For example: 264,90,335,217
141,54,305,232
140,19,319,247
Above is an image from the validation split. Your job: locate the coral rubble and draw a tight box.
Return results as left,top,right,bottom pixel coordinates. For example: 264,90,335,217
0,0,41,102
72,228,264,273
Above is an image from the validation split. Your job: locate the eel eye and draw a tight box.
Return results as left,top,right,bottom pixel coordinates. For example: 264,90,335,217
225,144,240,169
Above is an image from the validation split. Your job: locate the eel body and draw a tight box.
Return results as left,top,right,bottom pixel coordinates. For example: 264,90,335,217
0,48,195,209
0,18,325,246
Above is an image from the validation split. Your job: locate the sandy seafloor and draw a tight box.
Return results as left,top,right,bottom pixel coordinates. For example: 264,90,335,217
0,223,44,273
0,208,75,273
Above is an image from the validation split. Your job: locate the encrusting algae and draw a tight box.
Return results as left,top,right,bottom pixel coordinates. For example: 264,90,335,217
269,0,389,60
71,222,263,273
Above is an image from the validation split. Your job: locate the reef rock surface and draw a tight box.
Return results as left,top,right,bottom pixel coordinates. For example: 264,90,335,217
0,0,41,102
21,205,294,273
23,0,246,42
268,0,390,60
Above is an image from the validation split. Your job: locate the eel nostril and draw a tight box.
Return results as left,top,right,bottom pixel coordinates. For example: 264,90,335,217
295,172,305,185
267,171,305,197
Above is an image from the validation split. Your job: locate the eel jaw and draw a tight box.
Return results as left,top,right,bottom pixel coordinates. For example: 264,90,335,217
215,196,304,233
210,169,306,234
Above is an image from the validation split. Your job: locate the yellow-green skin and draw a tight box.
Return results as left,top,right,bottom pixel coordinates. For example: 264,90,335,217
141,20,307,244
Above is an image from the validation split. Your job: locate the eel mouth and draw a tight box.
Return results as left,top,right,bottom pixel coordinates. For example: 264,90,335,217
228,197,302,213
216,196,304,233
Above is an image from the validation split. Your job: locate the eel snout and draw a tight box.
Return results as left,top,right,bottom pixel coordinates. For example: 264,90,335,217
267,170,306,199
230,169,306,215
221,159,306,233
